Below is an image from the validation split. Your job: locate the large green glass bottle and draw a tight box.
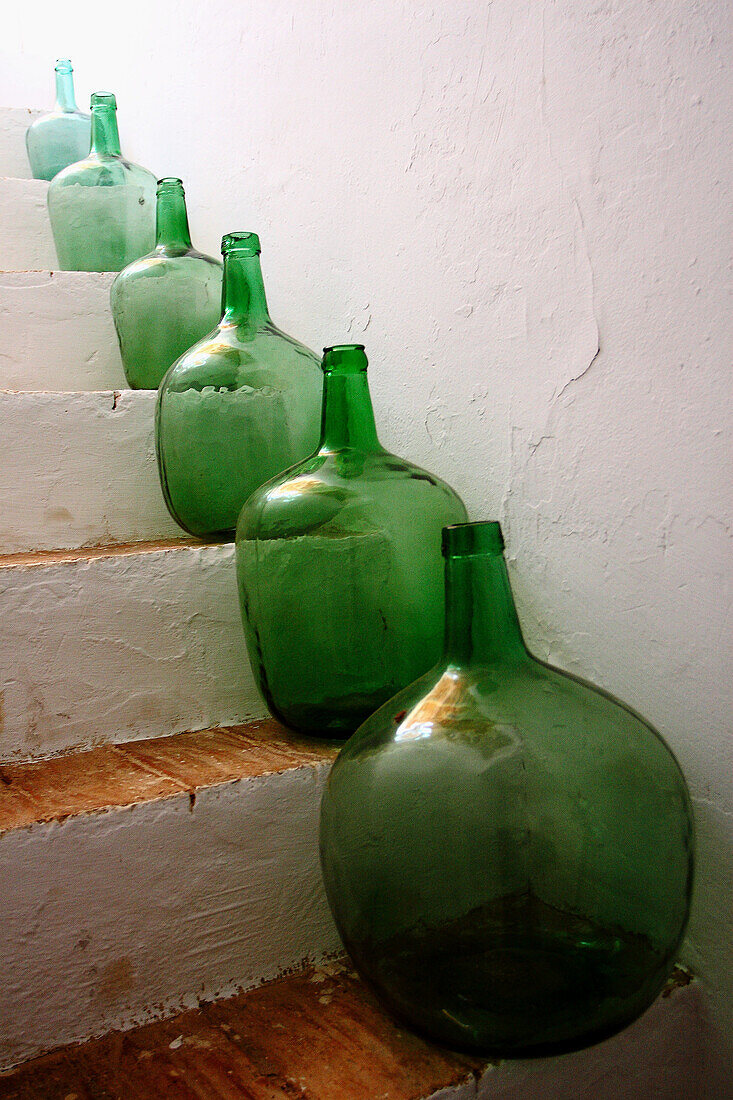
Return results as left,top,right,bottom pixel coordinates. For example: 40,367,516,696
47,92,156,271
320,521,694,1056
25,59,91,181
156,232,322,538
110,178,222,389
236,344,468,738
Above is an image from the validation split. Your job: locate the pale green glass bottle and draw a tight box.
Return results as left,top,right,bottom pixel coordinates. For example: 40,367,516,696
25,59,91,181
110,178,222,389
320,521,694,1056
236,344,468,737
156,232,322,538
47,92,156,271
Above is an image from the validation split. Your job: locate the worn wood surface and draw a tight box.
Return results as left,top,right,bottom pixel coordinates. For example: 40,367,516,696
0,960,483,1099
0,720,338,831
0,539,199,569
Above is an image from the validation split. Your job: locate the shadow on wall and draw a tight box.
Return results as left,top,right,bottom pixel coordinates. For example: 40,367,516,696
473,974,731,1100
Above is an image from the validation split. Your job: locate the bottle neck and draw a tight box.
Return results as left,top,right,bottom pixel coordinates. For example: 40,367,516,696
444,549,527,667
156,184,192,252
319,369,381,453
54,67,77,112
221,251,270,327
90,105,121,157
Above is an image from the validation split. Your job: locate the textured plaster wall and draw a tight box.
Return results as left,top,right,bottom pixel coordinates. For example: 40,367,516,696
2,0,731,1044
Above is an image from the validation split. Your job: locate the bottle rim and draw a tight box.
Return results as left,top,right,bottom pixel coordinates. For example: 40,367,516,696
321,345,368,374
55,59,73,74
442,521,505,558
221,231,261,256
157,177,185,192
90,91,117,110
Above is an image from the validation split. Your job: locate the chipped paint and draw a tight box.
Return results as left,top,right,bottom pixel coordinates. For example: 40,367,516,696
94,958,136,1005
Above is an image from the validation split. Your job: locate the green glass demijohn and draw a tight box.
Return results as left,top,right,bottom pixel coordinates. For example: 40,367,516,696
155,231,322,539
25,59,91,181
110,178,222,389
236,344,468,738
47,92,156,271
320,521,694,1056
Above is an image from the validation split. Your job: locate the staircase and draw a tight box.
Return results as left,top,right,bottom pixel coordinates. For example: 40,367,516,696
0,110,341,1071
0,109,723,1099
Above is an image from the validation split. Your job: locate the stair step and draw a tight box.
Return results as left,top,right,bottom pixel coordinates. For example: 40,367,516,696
0,962,710,1099
0,270,126,390
0,390,181,553
0,720,340,1070
0,539,263,761
0,108,38,179
0,719,336,830
0,177,56,269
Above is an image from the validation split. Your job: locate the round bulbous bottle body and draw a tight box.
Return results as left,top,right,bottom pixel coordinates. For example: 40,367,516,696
156,327,321,537
155,234,322,539
320,522,694,1056
111,180,223,389
26,60,91,181
26,110,91,182
49,158,156,271
235,345,468,738
47,93,156,271
112,251,221,387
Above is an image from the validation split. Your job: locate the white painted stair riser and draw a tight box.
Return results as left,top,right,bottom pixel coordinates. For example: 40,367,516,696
0,271,126,390
0,177,57,269
0,109,39,180
0,763,341,1070
0,390,181,553
0,543,264,761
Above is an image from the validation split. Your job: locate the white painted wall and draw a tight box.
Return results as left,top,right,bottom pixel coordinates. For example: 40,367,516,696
1,0,730,1045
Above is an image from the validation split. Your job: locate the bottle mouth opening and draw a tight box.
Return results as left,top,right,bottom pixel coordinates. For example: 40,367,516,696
222,231,261,256
157,177,184,192
90,91,117,110
442,521,505,558
322,344,368,374
55,59,73,74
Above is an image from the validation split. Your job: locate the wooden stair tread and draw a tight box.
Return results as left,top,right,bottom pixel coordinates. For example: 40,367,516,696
0,538,209,569
0,960,485,1099
0,720,338,831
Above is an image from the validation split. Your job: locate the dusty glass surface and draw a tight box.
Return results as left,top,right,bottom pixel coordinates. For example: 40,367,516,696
47,92,156,271
236,344,467,737
26,59,90,181
320,521,694,1055
156,232,322,538
111,178,222,389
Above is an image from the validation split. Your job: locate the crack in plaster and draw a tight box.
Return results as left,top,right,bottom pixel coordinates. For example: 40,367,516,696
540,0,601,408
